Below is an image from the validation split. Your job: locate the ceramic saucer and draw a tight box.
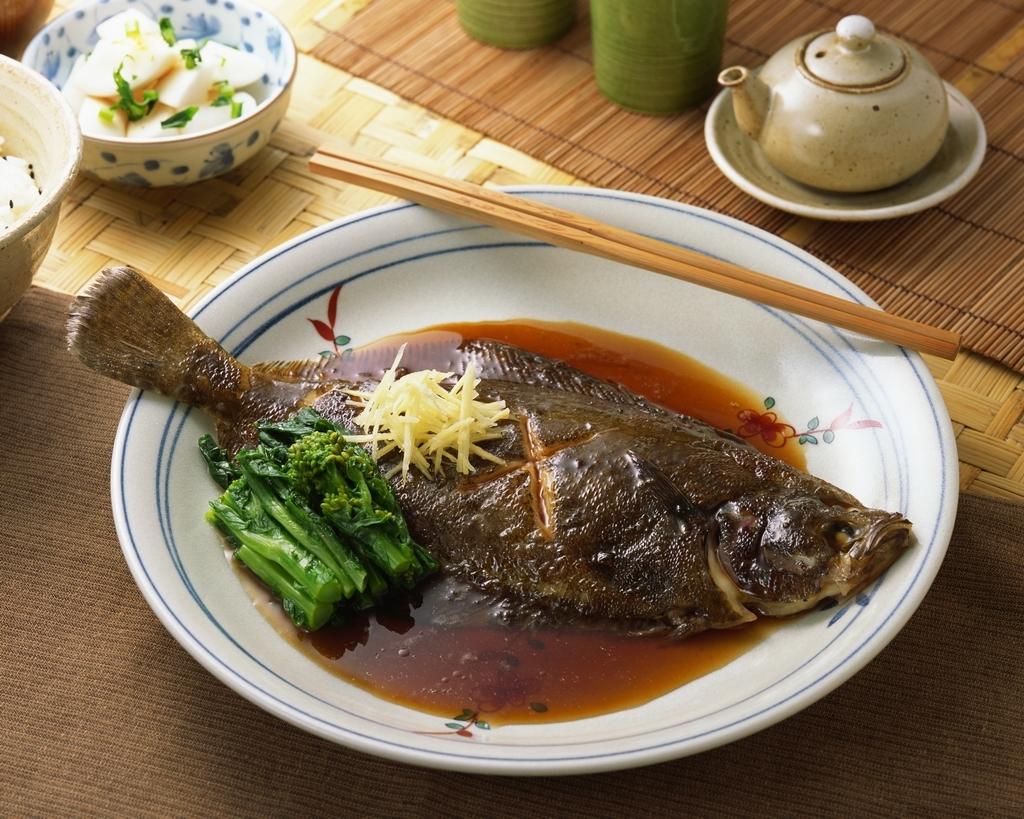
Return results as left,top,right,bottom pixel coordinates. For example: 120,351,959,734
704,82,986,221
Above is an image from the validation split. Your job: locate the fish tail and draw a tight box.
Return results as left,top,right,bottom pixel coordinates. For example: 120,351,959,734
66,266,249,412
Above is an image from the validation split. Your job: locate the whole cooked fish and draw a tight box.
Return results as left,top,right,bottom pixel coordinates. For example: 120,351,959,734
68,267,912,638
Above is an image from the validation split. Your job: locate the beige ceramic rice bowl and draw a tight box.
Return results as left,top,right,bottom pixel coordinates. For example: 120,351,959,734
0,54,81,318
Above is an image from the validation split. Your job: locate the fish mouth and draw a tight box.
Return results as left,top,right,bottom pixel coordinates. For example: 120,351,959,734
829,513,913,597
847,513,912,560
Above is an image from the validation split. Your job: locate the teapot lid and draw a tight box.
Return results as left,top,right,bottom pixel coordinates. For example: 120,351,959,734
802,15,907,89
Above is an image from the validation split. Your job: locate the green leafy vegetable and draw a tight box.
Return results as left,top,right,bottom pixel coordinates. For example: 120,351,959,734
237,543,334,630
112,64,158,122
237,448,368,597
289,429,436,584
198,434,238,488
198,409,437,631
160,106,199,129
208,479,344,604
210,80,234,107
180,47,202,69
159,17,176,46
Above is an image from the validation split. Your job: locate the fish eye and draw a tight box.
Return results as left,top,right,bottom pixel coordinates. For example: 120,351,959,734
825,521,856,549
718,502,760,532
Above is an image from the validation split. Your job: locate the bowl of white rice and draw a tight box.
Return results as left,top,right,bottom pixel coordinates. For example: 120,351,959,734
0,53,81,319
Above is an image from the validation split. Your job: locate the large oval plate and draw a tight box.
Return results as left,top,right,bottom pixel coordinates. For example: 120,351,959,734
112,188,957,774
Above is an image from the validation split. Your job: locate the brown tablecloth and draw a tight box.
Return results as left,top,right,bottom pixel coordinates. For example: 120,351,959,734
3,287,1022,816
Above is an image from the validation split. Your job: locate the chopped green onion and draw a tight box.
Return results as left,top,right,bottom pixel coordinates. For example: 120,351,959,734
160,106,199,129
230,99,243,119
159,17,176,46
210,80,235,107
180,47,202,69
125,19,141,38
98,107,116,124
112,64,159,122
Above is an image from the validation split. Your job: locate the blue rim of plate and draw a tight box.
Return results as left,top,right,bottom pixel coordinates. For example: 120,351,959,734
111,187,957,774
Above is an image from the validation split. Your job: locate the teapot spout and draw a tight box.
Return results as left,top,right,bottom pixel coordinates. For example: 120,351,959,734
718,66,769,140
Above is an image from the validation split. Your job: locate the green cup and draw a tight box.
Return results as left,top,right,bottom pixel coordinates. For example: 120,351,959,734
457,0,576,50
590,0,729,114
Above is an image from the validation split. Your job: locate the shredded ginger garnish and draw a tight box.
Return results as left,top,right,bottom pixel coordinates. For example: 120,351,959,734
344,345,511,480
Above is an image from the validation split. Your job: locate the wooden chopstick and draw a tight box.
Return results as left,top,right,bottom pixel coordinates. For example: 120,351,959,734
309,146,961,360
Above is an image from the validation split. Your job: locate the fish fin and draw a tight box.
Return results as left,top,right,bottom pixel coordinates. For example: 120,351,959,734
67,266,248,408
462,339,746,444
461,339,650,408
628,453,707,525
250,358,333,382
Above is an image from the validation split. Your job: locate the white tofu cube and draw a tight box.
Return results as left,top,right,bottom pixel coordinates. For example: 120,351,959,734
155,62,219,108
180,102,234,135
126,104,180,139
76,33,177,97
201,41,263,90
78,96,127,139
61,55,90,114
95,10,160,41
230,91,258,118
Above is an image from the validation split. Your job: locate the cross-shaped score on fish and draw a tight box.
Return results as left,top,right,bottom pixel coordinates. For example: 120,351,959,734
463,419,596,542
519,420,556,541
343,345,587,541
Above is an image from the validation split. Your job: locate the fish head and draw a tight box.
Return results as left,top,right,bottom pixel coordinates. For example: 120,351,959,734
713,490,912,616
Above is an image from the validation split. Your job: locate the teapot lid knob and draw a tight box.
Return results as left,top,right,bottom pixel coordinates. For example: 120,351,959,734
802,14,906,88
836,15,876,50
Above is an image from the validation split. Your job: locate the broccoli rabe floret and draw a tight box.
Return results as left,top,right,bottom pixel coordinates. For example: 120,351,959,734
199,409,437,631
288,430,425,580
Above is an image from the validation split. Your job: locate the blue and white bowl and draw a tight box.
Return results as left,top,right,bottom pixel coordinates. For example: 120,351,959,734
23,0,295,187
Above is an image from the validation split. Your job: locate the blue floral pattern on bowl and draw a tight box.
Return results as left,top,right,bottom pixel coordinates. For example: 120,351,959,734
23,0,295,187
178,12,222,40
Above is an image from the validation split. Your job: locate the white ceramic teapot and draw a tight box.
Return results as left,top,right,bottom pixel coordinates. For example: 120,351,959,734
718,15,949,193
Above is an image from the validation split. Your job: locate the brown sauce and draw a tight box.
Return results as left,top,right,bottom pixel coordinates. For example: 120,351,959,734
298,576,779,725
251,320,804,725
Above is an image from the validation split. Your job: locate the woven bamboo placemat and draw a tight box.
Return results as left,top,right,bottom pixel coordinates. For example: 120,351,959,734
314,0,1024,373
32,0,1024,502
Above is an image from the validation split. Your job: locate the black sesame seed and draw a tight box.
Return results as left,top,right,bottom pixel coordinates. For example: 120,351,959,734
9,200,13,209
